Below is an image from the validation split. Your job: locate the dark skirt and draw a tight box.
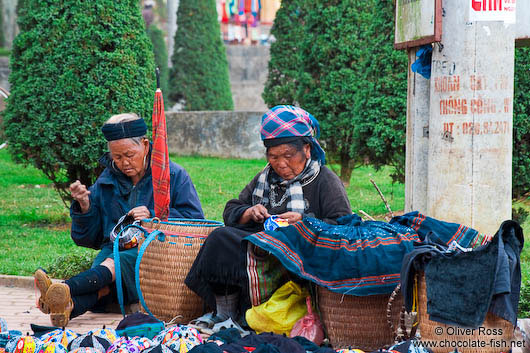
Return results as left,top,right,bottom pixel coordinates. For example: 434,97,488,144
185,226,252,314
93,243,139,304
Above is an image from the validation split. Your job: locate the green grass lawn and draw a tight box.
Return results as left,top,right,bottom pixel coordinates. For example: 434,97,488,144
0,148,528,279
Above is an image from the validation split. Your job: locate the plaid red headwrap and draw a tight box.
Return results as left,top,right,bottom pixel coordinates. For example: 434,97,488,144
260,105,326,165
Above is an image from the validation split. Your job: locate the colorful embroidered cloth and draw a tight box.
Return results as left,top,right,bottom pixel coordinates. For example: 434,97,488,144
391,211,491,248
246,243,289,306
40,329,78,347
245,212,490,296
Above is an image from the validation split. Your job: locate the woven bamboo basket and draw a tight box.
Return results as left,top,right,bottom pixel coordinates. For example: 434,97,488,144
317,286,403,351
417,273,514,353
137,218,223,323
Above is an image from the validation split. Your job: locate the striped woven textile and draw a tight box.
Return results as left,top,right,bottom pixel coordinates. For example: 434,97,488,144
391,211,492,248
245,212,490,296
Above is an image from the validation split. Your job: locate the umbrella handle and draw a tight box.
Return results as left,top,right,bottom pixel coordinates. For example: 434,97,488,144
155,67,160,89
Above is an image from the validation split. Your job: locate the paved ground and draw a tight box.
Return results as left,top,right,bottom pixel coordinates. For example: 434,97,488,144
1,275,528,353
0,275,123,334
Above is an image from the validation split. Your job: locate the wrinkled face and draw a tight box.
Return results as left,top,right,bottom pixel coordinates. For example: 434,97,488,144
108,138,149,181
266,143,311,180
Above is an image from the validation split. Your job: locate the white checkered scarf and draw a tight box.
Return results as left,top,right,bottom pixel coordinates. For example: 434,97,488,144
251,159,320,214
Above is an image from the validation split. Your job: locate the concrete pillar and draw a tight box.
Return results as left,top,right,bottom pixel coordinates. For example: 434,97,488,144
167,0,179,67
516,1,530,46
404,48,430,214
2,0,18,49
427,0,515,234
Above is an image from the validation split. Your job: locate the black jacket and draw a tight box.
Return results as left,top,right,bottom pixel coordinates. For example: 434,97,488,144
222,165,352,231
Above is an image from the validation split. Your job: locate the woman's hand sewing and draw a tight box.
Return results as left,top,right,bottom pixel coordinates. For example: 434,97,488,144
128,206,151,221
239,204,271,224
70,180,91,214
278,211,303,224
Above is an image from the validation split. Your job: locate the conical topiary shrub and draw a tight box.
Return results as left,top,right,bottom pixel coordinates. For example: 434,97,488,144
3,0,155,201
169,0,233,110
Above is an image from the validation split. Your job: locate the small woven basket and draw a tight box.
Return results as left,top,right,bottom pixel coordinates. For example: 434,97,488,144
317,286,403,351
138,218,223,323
417,273,514,353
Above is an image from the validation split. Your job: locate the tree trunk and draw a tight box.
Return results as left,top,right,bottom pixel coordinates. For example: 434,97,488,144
339,153,353,186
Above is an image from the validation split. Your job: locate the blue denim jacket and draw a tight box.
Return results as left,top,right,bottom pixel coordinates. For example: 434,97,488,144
70,151,204,249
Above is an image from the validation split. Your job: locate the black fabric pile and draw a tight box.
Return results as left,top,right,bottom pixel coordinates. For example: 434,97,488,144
401,220,524,328
189,329,335,353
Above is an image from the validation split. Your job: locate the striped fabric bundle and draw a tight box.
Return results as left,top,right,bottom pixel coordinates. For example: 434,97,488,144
245,212,489,298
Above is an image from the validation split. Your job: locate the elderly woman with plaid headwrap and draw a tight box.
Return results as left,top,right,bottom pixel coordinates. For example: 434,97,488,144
185,105,352,331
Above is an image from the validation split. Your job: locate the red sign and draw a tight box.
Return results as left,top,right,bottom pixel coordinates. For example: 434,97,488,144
469,0,516,23
472,0,503,11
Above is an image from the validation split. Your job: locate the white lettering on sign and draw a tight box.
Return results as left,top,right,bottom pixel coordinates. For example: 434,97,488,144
469,0,517,23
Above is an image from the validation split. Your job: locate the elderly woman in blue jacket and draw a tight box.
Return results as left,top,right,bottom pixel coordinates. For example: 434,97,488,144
34,113,204,327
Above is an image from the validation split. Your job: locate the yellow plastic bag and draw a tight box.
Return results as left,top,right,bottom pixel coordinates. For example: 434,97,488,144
245,280,309,335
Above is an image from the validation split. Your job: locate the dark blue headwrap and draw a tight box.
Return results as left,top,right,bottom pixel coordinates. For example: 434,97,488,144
260,105,326,165
101,118,148,141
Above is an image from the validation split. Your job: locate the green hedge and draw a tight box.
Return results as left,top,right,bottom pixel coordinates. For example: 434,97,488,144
169,0,233,110
271,0,408,183
513,47,530,198
4,0,155,201
48,250,97,280
262,0,307,107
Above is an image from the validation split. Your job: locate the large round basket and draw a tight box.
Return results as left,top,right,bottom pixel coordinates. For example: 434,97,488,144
417,273,514,353
317,286,402,351
138,218,223,323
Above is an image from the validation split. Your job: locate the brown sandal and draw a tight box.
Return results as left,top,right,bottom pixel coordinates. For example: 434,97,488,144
46,283,74,327
34,268,52,314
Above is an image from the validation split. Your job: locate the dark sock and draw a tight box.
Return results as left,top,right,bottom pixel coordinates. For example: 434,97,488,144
215,292,239,321
70,293,99,318
65,265,113,296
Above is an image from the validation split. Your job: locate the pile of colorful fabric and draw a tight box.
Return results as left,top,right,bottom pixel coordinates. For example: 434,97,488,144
0,317,438,353
245,211,491,305
0,324,203,353
1,212,520,353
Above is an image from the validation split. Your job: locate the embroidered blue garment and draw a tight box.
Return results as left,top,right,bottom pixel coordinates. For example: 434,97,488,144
245,212,487,296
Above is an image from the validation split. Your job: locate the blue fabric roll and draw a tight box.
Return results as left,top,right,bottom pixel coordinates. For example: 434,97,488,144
411,44,433,79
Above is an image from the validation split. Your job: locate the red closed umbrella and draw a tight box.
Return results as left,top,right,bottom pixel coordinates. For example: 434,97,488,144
151,68,170,220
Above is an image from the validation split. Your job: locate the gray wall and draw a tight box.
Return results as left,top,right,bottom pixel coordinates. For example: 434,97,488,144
226,45,269,112
0,56,9,90
166,111,265,159
1,0,18,49
517,1,530,46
